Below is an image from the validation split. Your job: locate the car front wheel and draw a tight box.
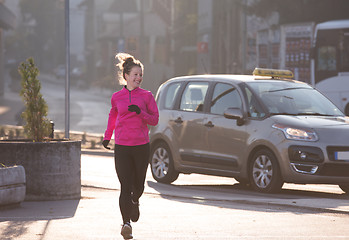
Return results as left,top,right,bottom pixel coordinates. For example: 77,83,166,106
150,142,179,184
339,184,349,194
249,149,283,193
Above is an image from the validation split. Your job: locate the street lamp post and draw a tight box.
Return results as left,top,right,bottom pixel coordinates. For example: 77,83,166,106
64,0,70,139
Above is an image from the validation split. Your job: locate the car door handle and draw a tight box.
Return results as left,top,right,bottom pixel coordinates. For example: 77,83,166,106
204,121,214,128
174,117,183,124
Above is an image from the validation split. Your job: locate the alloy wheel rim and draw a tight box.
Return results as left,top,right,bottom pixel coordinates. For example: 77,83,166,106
252,155,273,189
152,147,170,178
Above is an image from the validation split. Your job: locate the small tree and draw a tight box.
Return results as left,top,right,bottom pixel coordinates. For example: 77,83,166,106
18,57,50,142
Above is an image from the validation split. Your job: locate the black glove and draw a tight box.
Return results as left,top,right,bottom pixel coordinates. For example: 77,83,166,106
102,139,110,150
128,104,141,114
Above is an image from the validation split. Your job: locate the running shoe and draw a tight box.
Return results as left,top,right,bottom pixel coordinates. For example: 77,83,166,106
121,222,133,239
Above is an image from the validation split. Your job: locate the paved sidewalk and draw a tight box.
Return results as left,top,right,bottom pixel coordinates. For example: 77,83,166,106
0,152,349,240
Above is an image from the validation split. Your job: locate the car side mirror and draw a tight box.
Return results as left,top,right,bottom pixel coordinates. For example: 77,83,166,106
224,108,245,126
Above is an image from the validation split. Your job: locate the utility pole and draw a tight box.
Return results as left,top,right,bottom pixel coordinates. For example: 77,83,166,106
120,0,123,38
0,29,3,96
242,0,247,74
64,0,70,139
140,0,145,58
226,0,232,73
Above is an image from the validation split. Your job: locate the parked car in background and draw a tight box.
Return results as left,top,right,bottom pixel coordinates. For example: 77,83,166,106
53,65,65,79
71,67,84,79
149,68,349,194
53,65,84,82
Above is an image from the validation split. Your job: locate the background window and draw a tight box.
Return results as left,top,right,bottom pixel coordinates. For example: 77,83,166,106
317,46,336,71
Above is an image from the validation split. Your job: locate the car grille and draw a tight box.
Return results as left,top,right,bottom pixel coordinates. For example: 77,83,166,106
318,163,349,177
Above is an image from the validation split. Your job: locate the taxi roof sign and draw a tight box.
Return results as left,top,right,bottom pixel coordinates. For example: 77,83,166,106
253,68,294,79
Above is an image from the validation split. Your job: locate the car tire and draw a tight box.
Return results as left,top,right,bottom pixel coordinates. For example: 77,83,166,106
249,149,283,193
339,184,349,194
150,142,179,184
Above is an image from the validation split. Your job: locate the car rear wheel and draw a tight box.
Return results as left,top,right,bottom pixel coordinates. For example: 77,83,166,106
150,142,179,184
339,184,349,194
249,149,283,193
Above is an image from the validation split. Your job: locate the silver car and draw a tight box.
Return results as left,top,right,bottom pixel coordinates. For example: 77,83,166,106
149,69,349,193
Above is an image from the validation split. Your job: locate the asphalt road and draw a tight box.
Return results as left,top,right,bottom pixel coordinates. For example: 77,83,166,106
1,71,112,134
82,152,349,239
40,74,112,134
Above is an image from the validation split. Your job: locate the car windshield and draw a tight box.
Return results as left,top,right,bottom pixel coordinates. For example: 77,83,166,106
246,81,344,116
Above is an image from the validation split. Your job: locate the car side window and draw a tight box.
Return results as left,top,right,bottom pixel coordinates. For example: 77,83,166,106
179,82,209,112
164,83,182,109
210,83,242,115
245,87,265,118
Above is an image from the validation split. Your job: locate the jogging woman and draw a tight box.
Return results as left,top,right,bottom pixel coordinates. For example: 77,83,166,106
102,53,159,239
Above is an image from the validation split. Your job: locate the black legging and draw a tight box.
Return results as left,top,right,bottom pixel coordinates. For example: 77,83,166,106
114,143,150,224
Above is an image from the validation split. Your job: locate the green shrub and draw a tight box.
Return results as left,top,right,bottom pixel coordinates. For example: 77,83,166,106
18,58,50,142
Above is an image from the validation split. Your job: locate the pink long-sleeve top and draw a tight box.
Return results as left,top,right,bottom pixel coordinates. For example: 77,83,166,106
104,86,159,146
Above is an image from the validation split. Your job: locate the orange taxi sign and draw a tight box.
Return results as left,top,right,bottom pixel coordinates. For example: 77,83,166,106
253,68,294,79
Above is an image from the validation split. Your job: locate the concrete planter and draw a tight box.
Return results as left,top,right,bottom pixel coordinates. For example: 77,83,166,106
0,165,26,207
0,140,81,200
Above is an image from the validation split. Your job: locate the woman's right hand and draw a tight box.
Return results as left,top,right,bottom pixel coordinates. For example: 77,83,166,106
102,140,111,150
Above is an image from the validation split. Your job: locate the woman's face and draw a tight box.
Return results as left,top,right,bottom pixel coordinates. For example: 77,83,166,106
125,66,143,90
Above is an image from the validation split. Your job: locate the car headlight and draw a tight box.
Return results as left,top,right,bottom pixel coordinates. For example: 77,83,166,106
272,123,318,141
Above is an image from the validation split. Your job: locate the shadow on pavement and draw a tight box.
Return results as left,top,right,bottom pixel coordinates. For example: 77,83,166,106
0,199,80,239
0,221,36,240
146,180,349,215
0,199,80,222
175,182,349,200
